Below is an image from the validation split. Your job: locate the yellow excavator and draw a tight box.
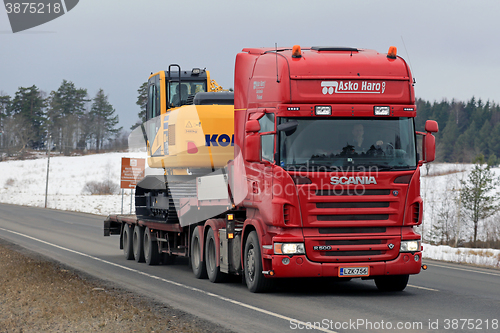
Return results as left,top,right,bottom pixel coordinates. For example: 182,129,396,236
135,65,234,222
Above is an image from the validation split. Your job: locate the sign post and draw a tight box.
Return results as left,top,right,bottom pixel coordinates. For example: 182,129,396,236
120,158,145,214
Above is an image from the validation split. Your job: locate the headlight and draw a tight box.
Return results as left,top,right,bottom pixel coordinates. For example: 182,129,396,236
315,106,332,115
274,243,305,255
374,106,390,116
400,240,420,253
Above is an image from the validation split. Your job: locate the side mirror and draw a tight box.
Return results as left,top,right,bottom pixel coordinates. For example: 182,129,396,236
245,134,261,162
417,120,438,164
246,119,260,133
425,120,439,133
423,133,436,163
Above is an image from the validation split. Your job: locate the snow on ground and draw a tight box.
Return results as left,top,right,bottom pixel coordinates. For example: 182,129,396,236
0,154,498,268
0,152,147,216
423,243,500,268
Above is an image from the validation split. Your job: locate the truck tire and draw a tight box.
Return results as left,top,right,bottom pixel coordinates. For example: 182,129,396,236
144,227,159,265
244,231,274,293
191,227,207,279
205,228,226,283
133,225,145,263
375,274,409,292
123,223,134,260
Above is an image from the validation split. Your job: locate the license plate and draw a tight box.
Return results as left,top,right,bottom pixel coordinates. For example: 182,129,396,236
339,266,369,277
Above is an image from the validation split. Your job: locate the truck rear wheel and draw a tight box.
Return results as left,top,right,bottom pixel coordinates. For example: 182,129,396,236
375,274,409,292
191,227,207,279
133,225,145,262
144,227,159,265
123,223,134,260
205,228,226,283
244,231,273,293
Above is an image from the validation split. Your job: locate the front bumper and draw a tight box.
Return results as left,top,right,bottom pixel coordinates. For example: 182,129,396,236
262,251,422,278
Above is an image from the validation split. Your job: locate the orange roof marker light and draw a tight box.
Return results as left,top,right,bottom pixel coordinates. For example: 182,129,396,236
387,46,397,59
292,45,302,58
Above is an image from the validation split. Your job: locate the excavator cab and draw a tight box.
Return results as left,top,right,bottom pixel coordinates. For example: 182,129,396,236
146,65,210,121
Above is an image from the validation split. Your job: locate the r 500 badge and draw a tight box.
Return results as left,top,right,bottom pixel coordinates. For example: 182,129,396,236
313,245,332,251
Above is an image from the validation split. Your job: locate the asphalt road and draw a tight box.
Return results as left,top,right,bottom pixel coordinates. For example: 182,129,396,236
0,203,499,333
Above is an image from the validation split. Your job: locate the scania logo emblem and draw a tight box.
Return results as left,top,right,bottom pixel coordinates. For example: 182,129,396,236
393,190,399,196
388,243,395,250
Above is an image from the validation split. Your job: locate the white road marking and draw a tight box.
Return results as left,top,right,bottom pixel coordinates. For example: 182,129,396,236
407,284,439,291
0,227,337,333
426,262,500,277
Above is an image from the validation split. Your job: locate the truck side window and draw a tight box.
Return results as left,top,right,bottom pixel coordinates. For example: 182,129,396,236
259,113,275,162
259,113,275,133
261,134,274,162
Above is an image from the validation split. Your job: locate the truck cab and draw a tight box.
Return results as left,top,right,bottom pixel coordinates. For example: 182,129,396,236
233,46,438,291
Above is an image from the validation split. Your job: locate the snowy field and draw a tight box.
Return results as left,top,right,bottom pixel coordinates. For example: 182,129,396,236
0,153,498,269
0,152,146,216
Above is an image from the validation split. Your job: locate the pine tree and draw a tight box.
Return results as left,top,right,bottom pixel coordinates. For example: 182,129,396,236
46,80,89,154
489,123,500,158
440,113,459,162
460,154,499,245
90,89,121,152
0,93,12,154
10,85,46,149
477,122,492,158
131,82,148,130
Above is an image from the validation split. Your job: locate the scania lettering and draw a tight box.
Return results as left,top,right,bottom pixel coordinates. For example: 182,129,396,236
330,176,377,185
104,45,438,293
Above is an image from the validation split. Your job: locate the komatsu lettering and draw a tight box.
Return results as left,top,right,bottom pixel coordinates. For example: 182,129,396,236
205,134,235,147
330,176,377,185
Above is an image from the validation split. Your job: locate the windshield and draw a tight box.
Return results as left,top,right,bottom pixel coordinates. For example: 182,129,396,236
279,117,417,171
169,81,206,108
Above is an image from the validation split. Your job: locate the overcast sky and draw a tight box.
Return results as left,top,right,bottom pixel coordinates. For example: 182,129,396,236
1,0,500,131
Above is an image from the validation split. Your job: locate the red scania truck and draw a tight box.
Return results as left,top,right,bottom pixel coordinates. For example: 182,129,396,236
104,45,438,293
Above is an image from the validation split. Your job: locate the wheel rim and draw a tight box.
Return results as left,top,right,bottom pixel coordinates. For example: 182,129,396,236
246,247,256,282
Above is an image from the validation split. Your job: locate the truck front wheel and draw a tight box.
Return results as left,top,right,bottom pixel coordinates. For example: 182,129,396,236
205,228,226,283
191,227,207,279
374,274,409,292
144,227,159,265
123,223,134,260
244,231,273,293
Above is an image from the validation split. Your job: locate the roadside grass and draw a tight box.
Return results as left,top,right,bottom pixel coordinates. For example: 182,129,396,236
0,241,230,333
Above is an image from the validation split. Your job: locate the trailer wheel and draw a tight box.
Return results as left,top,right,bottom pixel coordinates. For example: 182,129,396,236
133,225,145,262
375,274,409,292
205,228,226,283
244,231,273,293
191,227,207,279
144,227,159,265
123,223,134,260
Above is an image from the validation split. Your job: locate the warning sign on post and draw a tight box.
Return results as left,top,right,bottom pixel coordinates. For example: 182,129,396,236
120,158,145,189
